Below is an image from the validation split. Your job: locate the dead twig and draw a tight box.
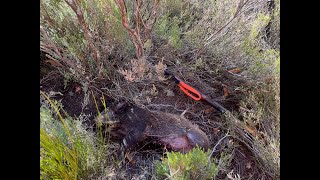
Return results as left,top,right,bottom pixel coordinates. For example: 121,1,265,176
208,131,231,159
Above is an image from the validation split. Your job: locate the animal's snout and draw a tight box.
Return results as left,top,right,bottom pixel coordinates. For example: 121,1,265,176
186,130,209,150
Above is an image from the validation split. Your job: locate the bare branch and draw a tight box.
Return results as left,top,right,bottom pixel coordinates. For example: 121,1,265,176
208,131,231,159
115,0,159,58
64,0,101,70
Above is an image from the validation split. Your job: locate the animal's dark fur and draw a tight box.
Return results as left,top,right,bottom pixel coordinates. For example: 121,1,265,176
95,102,209,153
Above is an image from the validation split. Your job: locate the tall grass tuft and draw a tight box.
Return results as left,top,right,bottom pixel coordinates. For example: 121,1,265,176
40,91,118,179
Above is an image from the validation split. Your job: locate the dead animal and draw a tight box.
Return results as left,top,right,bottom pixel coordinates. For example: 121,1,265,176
95,102,209,153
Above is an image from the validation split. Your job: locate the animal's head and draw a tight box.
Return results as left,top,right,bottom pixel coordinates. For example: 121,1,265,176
107,101,128,118
96,101,128,122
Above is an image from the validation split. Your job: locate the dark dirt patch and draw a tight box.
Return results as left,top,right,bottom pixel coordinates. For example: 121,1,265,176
41,51,104,123
40,70,104,126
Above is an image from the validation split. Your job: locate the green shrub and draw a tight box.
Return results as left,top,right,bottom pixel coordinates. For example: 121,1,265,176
155,15,182,50
155,147,218,180
241,12,280,78
155,0,202,50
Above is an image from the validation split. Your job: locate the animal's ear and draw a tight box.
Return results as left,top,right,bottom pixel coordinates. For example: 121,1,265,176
113,101,128,114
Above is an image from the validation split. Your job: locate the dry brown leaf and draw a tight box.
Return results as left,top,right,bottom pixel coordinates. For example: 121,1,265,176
125,152,136,164
245,124,258,137
228,68,241,73
223,87,230,98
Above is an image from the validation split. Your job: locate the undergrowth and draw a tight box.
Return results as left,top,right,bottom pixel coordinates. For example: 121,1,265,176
40,0,280,179
155,147,218,180
40,92,122,179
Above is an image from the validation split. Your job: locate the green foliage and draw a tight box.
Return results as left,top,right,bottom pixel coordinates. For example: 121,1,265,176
244,44,280,77
154,0,203,50
155,147,218,180
249,13,271,40
40,93,113,179
41,0,85,58
40,128,78,179
241,12,280,78
155,15,182,49
40,106,78,179
168,17,182,49
155,14,170,38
